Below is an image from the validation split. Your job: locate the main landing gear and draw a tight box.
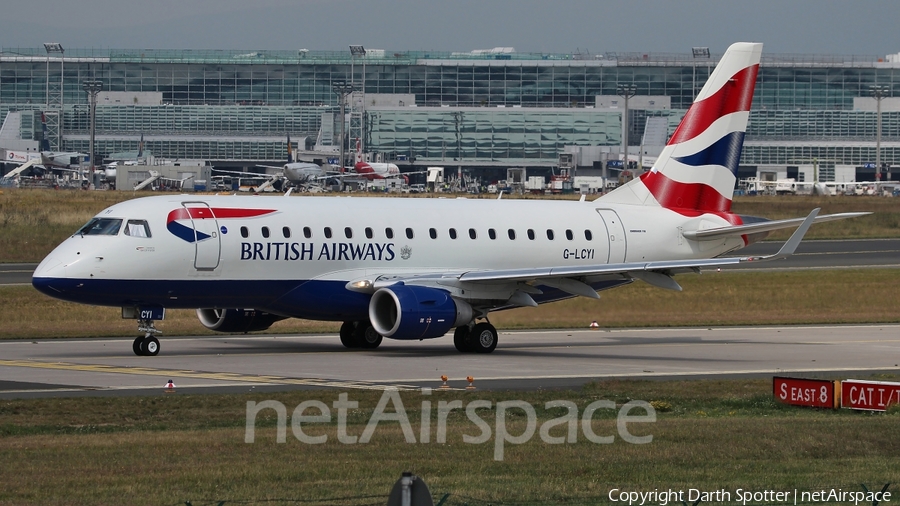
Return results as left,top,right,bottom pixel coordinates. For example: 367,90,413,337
339,321,384,349
133,319,161,356
453,321,498,354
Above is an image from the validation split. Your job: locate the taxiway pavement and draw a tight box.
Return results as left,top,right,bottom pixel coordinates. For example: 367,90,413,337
1,325,898,397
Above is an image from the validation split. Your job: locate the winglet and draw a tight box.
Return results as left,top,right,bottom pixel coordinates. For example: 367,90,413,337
745,207,819,262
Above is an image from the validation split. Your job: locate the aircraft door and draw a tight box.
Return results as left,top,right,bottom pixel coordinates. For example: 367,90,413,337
182,202,221,270
596,209,626,263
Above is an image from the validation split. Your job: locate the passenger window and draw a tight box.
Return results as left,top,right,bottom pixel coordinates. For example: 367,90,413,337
324,227,332,239
468,228,477,239
449,228,458,239
566,229,574,241
240,226,249,238
547,229,555,240
344,227,353,239
406,228,414,239
262,227,270,238
282,227,291,238
527,229,535,240
429,228,437,239
303,226,312,239
365,227,373,239
585,230,593,241
385,227,394,239
508,229,516,240
488,228,496,240
124,219,151,238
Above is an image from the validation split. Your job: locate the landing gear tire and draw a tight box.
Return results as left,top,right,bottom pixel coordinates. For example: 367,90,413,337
453,326,474,353
138,336,160,356
339,321,357,348
133,337,144,356
355,323,383,349
470,323,498,354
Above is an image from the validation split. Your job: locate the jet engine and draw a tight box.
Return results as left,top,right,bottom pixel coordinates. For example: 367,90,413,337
196,308,285,333
369,284,473,340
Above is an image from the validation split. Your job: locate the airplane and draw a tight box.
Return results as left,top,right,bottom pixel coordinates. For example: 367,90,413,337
281,134,331,186
253,135,334,189
37,112,88,169
32,42,869,357
104,134,146,184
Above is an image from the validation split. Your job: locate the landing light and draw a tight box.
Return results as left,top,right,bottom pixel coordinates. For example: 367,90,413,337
346,279,374,293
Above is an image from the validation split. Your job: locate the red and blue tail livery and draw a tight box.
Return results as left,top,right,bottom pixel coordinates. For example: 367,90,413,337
608,43,762,215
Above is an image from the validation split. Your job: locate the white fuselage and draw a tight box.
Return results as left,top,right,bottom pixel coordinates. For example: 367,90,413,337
32,194,745,322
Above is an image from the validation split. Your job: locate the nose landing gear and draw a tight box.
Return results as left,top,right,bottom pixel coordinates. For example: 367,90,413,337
133,319,162,356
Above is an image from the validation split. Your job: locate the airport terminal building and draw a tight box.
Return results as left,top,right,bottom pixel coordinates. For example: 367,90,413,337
1,45,899,183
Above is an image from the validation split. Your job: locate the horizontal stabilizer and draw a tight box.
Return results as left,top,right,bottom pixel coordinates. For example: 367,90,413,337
682,211,870,241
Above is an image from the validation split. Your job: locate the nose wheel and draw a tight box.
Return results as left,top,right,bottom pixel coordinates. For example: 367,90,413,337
133,319,162,356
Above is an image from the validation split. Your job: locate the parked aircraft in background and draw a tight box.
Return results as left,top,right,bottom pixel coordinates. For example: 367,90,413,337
104,133,146,184
32,43,868,357
37,112,88,169
253,135,334,188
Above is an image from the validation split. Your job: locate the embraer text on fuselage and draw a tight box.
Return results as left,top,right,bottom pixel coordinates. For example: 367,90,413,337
240,241,396,262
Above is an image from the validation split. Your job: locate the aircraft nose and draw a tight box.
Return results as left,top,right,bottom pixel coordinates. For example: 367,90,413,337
33,255,64,278
31,255,66,295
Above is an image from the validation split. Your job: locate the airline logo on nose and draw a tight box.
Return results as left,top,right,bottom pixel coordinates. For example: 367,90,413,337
166,207,276,243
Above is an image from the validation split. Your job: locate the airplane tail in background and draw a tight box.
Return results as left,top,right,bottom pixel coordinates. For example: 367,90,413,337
39,112,51,152
137,133,144,158
287,134,294,163
600,42,762,215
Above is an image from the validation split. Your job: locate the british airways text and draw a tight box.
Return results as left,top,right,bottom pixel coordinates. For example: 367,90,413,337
240,242,396,262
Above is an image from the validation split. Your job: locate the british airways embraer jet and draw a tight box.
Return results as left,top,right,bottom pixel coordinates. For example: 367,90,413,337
33,43,866,356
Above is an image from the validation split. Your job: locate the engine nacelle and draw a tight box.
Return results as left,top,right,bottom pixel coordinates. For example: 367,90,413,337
196,308,284,333
369,284,473,340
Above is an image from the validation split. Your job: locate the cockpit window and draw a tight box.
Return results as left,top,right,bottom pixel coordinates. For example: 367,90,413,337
124,220,152,238
76,218,122,236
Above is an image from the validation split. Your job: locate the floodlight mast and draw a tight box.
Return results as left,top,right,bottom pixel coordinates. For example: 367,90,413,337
82,80,102,189
870,85,890,181
349,45,367,162
617,83,637,176
332,81,355,173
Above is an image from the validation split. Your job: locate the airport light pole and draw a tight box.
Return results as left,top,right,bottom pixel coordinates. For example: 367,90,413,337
617,84,637,175
870,85,889,182
82,80,102,189
332,81,355,173
691,47,710,100
349,45,366,162
43,43,64,107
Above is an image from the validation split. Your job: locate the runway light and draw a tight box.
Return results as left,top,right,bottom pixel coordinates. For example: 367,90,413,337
466,376,475,390
590,320,599,329
164,379,176,393
440,375,449,389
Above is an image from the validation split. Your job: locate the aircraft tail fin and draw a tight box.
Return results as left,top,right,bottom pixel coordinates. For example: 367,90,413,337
599,42,762,214
137,133,144,158
287,134,293,163
39,112,51,152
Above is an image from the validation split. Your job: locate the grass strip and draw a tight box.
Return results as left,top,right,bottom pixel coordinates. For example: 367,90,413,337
1,378,898,505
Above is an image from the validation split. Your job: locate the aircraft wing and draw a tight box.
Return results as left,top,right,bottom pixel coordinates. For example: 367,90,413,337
682,211,870,241
364,209,822,301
